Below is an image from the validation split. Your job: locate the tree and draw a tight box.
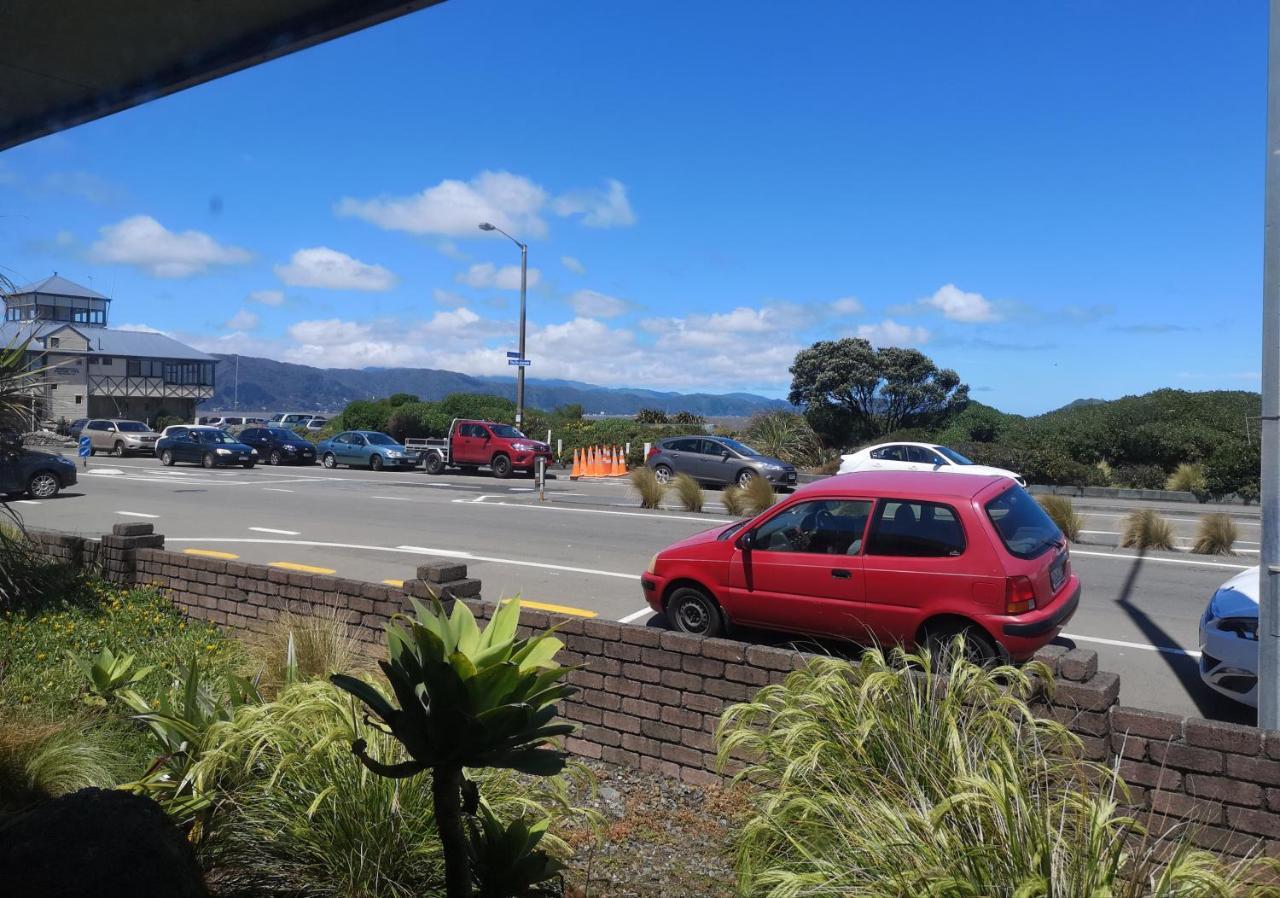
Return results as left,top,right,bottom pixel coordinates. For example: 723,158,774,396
634,408,669,425
788,338,968,441
671,411,705,428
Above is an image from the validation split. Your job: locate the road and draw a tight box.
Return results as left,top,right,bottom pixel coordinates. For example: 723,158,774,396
7,454,1261,724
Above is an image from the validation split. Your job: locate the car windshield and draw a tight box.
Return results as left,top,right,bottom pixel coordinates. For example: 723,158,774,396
365,433,398,446
268,428,304,441
718,438,761,457
196,429,237,444
985,485,1061,559
934,446,974,465
116,422,150,432
489,424,525,439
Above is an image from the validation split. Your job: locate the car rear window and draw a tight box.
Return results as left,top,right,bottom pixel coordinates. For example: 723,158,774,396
985,486,1062,559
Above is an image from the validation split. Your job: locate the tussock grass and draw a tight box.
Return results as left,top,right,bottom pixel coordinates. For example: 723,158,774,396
0,716,129,813
631,466,665,509
1121,509,1177,551
1193,513,1238,556
246,607,368,696
742,474,777,516
744,412,821,467
1095,460,1114,485
722,485,749,518
671,474,705,513
1166,462,1207,493
717,647,1276,897
1038,495,1083,542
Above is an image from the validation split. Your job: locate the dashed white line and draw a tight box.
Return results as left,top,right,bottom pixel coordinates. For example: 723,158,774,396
14,499,39,505
619,608,653,624
249,527,301,536
263,488,294,493
116,510,158,518
1071,549,1251,571
456,496,731,525
1062,632,1201,659
373,495,413,501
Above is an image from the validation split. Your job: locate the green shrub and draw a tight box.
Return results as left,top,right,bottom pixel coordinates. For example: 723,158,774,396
742,473,777,515
1205,441,1261,501
671,474,705,513
744,411,821,466
1112,463,1168,491
1121,509,1176,551
1193,514,1238,556
630,466,665,509
634,409,669,425
671,411,706,427
1019,449,1108,487
1037,495,1082,542
722,486,749,517
1166,462,1207,493
436,392,518,423
0,716,131,813
718,648,1272,896
386,402,452,442
155,414,186,431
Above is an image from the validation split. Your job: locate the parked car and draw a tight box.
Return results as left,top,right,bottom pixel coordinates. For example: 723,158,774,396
155,426,257,468
268,412,318,428
0,435,77,498
317,430,419,471
83,418,160,456
303,417,328,432
645,436,797,489
839,442,1025,485
1199,567,1260,707
67,418,88,440
406,419,553,479
238,426,317,466
640,470,1079,663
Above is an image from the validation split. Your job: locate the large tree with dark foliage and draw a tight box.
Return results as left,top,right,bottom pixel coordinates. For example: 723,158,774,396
788,338,969,441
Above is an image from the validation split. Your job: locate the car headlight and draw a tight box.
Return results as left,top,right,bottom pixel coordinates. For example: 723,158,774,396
386,450,402,458
250,449,259,455
512,442,535,452
647,554,658,574
284,445,297,452
216,448,232,456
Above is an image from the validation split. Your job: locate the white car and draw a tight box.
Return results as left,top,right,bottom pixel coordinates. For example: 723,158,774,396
838,442,1025,485
1199,566,1260,707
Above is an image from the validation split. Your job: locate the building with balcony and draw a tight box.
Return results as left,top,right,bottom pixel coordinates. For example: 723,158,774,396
0,274,216,426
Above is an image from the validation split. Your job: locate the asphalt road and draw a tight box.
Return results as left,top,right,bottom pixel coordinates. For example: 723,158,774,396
7,454,1261,724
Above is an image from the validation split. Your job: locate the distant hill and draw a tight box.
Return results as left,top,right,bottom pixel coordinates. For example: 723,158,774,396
208,354,792,417
1049,398,1107,413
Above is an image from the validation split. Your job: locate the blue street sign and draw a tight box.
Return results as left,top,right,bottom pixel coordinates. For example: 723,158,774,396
506,351,521,358
508,358,531,367
78,436,92,457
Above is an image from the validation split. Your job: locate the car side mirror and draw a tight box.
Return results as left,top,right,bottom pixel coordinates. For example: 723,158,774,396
736,530,755,551
721,450,731,460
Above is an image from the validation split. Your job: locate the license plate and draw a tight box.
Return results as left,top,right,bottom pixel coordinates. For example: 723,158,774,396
239,455,249,462
1050,553,1066,591
786,473,797,483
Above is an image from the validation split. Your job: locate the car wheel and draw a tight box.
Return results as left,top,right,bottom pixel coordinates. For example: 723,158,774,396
667,587,723,637
653,464,673,484
491,454,512,479
113,441,125,458
424,452,445,475
269,450,283,466
371,455,384,472
736,469,758,488
242,461,256,469
160,449,174,466
202,452,217,469
323,453,337,469
923,622,1000,668
27,471,60,499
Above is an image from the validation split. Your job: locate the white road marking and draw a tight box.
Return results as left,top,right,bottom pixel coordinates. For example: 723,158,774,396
1071,549,1251,571
249,527,300,536
619,608,653,624
457,496,731,525
1062,632,1201,659
373,495,413,501
1083,510,1259,526
83,468,124,475
116,510,158,518
14,499,39,505
263,488,294,493
1080,528,1260,546
509,488,535,492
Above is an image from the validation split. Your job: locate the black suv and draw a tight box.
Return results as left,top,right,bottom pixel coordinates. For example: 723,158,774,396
0,434,78,499
238,427,317,466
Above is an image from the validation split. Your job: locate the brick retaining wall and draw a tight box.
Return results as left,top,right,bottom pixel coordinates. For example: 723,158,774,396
23,523,1280,857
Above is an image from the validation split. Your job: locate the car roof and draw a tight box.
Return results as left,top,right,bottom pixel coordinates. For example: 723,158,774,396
793,470,1009,500
861,441,942,450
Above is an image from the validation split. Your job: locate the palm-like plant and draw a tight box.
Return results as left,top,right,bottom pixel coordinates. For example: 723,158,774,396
331,597,577,898
745,411,821,467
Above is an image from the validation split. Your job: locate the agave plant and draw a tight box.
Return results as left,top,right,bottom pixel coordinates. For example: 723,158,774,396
331,597,577,898
71,646,154,702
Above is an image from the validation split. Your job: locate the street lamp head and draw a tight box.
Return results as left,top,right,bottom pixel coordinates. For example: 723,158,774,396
478,222,496,231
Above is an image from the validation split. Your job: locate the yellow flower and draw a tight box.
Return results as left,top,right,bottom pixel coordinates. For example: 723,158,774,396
35,652,46,661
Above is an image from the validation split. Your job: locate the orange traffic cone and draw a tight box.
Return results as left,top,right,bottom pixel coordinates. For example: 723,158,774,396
570,448,582,479
593,446,605,477
587,446,599,477
612,446,625,476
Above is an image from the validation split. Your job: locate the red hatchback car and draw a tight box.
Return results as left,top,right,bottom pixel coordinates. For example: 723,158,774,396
641,471,1080,662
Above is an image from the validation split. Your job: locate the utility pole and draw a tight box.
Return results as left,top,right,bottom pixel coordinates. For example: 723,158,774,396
234,353,239,411
1259,0,1280,730
479,222,529,429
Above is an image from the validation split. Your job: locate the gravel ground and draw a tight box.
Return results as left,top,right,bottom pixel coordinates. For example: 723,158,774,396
560,760,750,898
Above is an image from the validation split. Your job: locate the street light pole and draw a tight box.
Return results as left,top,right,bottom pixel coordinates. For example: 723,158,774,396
479,222,528,429
1260,0,1280,730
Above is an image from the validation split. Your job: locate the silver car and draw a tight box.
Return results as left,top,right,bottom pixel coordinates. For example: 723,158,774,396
83,418,160,456
645,435,797,489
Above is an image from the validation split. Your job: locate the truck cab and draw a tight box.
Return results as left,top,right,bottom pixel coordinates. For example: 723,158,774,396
406,418,552,479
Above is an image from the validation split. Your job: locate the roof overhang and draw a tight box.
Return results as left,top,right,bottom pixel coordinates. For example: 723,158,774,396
0,0,446,152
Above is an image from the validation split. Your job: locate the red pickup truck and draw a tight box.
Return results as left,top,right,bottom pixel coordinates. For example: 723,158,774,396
405,418,553,479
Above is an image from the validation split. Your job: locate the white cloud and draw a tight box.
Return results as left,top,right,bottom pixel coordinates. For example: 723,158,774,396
857,319,932,347
568,289,629,319
830,296,863,315
433,288,469,307
114,322,169,335
248,289,285,306
274,247,396,291
287,319,374,346
226,309,259,331
456,262,541,291
923,283,1000,323
336,171,549,239
89,215,252,278
551,179,636,228
561,255,586,275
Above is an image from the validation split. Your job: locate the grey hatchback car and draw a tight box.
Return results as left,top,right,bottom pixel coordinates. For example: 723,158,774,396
645,436,797,489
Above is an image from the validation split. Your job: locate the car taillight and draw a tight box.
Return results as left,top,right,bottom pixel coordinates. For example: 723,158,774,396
1005,576,1037,614
647,445,660,458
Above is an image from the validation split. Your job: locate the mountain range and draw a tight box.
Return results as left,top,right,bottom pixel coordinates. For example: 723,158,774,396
208,354,792,417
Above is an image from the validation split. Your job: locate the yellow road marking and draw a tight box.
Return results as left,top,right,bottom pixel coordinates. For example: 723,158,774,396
183,548,239,560
517,600,598,618
269,561,337,575
382,579,405,588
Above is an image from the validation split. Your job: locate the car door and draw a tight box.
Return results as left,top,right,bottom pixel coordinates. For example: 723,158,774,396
344,433,369,465
0,447,21,493
662,438,703,478
454,424,484,464
905,445,946,471
329,433,352,464
172,428,197,463
868,445,912,472
726,498,873,639
85,420,107,451
859,499,973,646
694,439,734,484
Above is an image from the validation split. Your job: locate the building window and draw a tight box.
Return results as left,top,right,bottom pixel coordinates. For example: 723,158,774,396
49,383,57,390
100,356,112,365
127,359,140,377
75,395,82,405
48,338,59,348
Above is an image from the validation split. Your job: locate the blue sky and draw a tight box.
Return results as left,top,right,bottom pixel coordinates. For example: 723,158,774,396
0,1,1266,414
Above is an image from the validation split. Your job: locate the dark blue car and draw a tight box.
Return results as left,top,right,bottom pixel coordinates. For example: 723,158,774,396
155,426,257,469
0,443,78,498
